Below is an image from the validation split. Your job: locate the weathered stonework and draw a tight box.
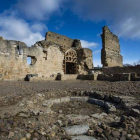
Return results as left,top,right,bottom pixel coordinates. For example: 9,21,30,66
0,32,93,81
101,26,123,67
45,31,82,48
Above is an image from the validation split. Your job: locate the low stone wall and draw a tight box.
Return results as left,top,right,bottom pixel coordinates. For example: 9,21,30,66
77,74,98,80
29,75,57,81
57,74,98,81
97,73,140,81
131,73,140,81
97,74,112,81
56,74,78,80
103,65,140,75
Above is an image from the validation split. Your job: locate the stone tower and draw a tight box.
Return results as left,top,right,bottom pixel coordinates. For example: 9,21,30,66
101,26,123,67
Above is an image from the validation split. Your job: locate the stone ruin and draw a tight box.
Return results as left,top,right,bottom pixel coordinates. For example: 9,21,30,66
0,28,140,140
101,26,123,67
99,26,140,81
0,32,93,81
0,27,140,81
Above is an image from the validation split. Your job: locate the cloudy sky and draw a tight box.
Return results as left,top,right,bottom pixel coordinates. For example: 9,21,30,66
0,0,140,66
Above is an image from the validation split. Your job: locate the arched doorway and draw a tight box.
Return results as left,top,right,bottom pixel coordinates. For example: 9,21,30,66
64,49,77,74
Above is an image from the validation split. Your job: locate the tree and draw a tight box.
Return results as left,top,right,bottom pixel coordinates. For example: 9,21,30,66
133,59,140,66
97,65,102,68
138,59,140,65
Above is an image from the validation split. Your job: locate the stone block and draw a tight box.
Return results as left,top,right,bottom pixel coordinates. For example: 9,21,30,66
88,98,105,107
64,125,89,135
72,135,97,140
70,97,89,102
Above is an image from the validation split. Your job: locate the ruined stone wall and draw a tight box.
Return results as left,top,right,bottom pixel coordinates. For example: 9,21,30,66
45,32,82,48
44,46,64,76
101,26,123,67
82,49,93,69
45,31,74,47
45,32,93,75
77,48,93,74
26,45,64,78
102,66,140,76
0,31,93,81
0,38,28,80
0,37,64,81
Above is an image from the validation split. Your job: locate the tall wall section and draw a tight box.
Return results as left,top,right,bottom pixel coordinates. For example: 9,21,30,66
101,26,123,67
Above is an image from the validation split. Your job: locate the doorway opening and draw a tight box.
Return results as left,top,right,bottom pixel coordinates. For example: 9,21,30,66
66,62,77,74
64,49,77,74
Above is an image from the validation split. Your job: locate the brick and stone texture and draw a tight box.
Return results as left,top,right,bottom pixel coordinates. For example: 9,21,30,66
103,65,140,76
101,26,123,67
45,32,82,48
0,32,93,81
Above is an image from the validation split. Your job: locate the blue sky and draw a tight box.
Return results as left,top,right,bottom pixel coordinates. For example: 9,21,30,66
0,0,140,66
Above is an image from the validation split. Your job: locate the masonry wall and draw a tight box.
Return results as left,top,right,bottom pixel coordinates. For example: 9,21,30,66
45,31,74,47
77,48,93,74
101,26,123,67
0,32,93,81
103,66,140,76
0,37,65,81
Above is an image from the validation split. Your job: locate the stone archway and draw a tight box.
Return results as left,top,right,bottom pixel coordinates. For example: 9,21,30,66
64,49,77,74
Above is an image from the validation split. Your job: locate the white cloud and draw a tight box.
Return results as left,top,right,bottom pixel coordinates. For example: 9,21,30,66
81,40,98,48
0,15,45,46
70,0,140,40
31,23,48,32
16,0,66,20
0,0,65,46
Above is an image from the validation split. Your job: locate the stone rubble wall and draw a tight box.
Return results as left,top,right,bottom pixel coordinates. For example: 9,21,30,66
0,37,65,80
101,26,123,67
96,65,140,81
102,65,140,76
77,48,93,75
0,32,93,81
45,31,82,48
97,73,131,81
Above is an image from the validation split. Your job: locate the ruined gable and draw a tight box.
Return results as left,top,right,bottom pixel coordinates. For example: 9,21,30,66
101,26,123,67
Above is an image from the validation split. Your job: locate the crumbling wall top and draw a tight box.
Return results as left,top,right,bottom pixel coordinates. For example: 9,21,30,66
45,31,81,48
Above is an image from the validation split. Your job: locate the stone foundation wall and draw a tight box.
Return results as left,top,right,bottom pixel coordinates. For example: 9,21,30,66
103,65,140,76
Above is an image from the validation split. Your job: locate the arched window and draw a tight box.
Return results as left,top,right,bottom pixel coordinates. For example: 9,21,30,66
64,49,77,74
65,49,77,63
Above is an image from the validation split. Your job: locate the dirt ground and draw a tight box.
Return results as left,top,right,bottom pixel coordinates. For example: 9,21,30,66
0,80,140,140
0,80,140,106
